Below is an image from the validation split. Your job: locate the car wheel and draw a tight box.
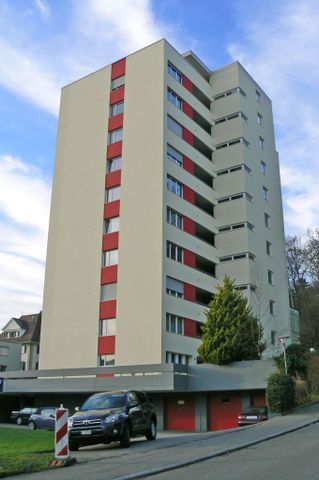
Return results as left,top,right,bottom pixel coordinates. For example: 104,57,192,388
28,421,37,430
16,417,22,426
69,441,79,451
145,420,157,441
119,423,130,448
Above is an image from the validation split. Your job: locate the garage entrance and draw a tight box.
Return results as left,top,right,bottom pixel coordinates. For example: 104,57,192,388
208,393,242,430
164,396,195,431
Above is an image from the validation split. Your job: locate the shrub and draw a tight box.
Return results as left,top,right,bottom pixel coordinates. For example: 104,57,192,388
267,373,295,412
274,343,307,379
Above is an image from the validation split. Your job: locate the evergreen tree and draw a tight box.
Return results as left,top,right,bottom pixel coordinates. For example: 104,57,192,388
198,276,265,365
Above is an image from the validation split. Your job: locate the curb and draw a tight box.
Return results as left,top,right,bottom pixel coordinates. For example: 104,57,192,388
113,417,319,480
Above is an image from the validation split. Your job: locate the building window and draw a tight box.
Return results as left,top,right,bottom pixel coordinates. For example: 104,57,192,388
266,241,272,256
99,354,115,366
21,361,26,371
166,314,184,335
101,283,117,301
0,366,7,372
262,186,268,201
167,241,183,263
109,128,123,144
167,88,182,109
256,90,261,103
100,318,116,336
269,300,275,315
259,136,264,149
22,345,27,354
257,112,263,125
0,346,8,356
107,156,122,172
167,115,183,137
110,101,124,117
106,186,121,202
271,330,276,345
102,249,118,267
264,212,270,228
167,144,183,166
166,351,189,365
111,76,125,91
261,161,266,175
167,207,183,229
104,216,119,234
166,277,184,298
268,270,273,285
214,87,246,100
167,62,182,83
167,175,183,197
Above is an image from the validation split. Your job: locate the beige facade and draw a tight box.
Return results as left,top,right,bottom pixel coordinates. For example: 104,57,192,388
40,39,293,369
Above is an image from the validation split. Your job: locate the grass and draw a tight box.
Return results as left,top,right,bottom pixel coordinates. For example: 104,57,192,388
0,427,55,476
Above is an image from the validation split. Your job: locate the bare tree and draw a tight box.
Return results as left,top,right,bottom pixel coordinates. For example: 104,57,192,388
306,229,319,285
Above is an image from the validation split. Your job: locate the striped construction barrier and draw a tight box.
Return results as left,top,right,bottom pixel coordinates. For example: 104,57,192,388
55,407,69,460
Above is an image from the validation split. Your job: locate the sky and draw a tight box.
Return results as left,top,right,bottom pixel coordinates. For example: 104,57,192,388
0,0,318,328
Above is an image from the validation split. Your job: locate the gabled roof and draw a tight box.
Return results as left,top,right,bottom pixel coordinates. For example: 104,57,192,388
0,312,41,343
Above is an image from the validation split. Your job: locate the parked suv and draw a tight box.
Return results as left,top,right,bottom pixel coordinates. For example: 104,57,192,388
68,390,157,450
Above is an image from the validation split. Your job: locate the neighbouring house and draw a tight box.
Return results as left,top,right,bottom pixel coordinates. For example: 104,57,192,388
0,340,21,372
0,312,41,370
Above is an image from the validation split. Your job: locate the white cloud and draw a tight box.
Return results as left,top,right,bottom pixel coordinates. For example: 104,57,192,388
34,0,50,20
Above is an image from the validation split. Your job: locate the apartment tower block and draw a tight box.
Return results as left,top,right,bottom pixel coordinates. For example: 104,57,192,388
39,40,292,369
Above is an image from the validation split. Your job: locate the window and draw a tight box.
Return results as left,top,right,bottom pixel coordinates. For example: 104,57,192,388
263,186,268,201
0,366,7,372
22,345,27,354
104,216,119,234
0,346,8,356
213,87,246,100
166,351,189,365
99,354,115,366
264,212,270,227
167,116,182,137
261,161,266,175
271,330,276,345
167,241,183,262
102,249,118,267
167,207,183,229
167,62,182,83
111,76,125,91
21,362,26,371
107,156,122,172
101,283,117,301
268,270,273,285
166,314,184,335
167,88,182,109
269,300,275,315
257,112,263,125
215,137,249,150
259,136,264,149
256,90,261,103
110,101,124,117
167,175,182,197
109,128,123,144
100,318,116,336
106,186,121,202
266,241,272,256
166,277,184,298
167,144,183,166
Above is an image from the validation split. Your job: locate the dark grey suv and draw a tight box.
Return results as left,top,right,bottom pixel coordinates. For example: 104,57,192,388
68,390,157,450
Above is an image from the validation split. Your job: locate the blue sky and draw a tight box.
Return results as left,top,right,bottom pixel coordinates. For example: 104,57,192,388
0,0,318,328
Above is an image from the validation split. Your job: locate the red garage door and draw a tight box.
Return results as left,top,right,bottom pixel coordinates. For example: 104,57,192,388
165,396,195,431
251,391,266,407
208,393,242,431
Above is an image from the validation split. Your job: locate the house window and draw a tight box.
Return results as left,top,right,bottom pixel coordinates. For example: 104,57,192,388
256,90,261,103
268,270,273,285
167,241,183,262
266,241,272,256
107,156,121,172
167,175,183,197
0,366,7,372
101,283,117,301
262,186,268,201
0,346,8,356
102,249,118,267
167,116,182,137
109,128,123,144
167,207,183,229
99,354,115,366
111,76,125,91
167,88,182,109
264,213,270,227
269,300,275,315
166,314,184,335
167,144,183,166
104,217,120,234
271,330,276,345
166,351,189,365
106,186,121,202
110,101,124,117
100,318,116,336
259,136,264,149
257,113,263,125
22,345,27,354
21,361,26,371
167,63,182,83
166,277,184,298
261,161,266,175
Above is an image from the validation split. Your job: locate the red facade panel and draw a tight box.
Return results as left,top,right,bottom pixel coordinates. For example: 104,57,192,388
105,170,121,189
102,232,119,250
99,300,117,319
182,102,193,118
184,319,197,338
111,58,126,80
251,391,267,407
110,86,125,105
184,283,196,302
101,266,118,285
107,141,122,159
184,249,196,268
208,393,242,431
104,200,120,219
108,113,124,132
182,128,194,145
183,156,194,174
165,396,195,431
183,186,195,204
183,216,195,235
98,335,116,355
182,75,193,93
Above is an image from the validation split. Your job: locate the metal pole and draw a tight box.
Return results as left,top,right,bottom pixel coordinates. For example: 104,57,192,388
282,341,288,375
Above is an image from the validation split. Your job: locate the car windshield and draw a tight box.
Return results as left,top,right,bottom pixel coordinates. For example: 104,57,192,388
242,406,268,414
81,394,127,410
